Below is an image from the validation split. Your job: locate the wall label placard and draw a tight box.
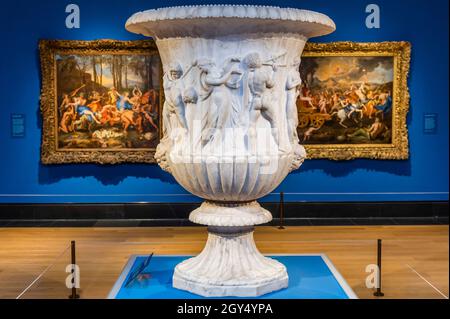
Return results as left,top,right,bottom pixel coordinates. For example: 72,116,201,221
423,113,438,134
11,113,25,138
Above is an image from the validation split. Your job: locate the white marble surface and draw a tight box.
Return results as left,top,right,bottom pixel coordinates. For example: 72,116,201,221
140,32,311,202
173,227,289,297
126,4,335,297
126,5,335,38
189,201,272,226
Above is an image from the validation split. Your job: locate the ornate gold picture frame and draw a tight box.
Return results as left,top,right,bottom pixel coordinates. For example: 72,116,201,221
39,39,162,164
299,41,410,160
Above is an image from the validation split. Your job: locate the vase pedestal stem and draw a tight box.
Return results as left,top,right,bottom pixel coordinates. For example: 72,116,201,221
173,219,288,297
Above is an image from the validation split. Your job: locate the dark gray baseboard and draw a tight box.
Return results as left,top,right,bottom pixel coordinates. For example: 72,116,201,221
0,201,447,227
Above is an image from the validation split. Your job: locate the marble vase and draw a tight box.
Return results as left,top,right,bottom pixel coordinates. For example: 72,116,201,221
126,5,335,297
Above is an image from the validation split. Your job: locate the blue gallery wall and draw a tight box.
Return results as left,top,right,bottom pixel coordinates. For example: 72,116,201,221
0,0,448,203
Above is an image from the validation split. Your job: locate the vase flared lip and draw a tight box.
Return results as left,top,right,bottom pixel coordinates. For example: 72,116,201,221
125,4,335,39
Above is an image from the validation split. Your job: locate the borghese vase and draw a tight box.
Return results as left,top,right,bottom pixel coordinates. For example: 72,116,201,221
126,5,335,297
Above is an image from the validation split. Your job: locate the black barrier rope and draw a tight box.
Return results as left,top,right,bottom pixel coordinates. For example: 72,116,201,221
16,243,71,299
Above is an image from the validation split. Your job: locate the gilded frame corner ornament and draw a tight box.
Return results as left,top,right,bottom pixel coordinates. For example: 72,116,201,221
39,39,162,164
301,41,411,160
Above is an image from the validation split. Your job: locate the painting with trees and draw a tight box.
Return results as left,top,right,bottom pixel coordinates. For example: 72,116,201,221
40,40,162,164
298,55,393,144
296,42,410,160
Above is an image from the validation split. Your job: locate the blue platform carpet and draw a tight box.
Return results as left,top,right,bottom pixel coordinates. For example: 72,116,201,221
109,255,356,299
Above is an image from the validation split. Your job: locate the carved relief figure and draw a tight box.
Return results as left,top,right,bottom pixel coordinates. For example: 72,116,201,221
243,52,279,150
285,57,302,145
162,62,192,140
196,57,242,146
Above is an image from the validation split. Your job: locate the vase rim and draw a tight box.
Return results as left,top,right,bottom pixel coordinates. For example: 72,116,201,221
126,4,335,39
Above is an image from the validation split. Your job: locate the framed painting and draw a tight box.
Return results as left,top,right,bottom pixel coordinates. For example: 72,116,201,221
39,39,162,164
298,41,410,160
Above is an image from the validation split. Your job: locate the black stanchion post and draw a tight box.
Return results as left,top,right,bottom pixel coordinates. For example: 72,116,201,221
373,238,384,297
69,240,80,299
278,192,285,229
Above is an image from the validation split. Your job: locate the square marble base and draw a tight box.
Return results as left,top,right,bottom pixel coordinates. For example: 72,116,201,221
173,272,288,297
